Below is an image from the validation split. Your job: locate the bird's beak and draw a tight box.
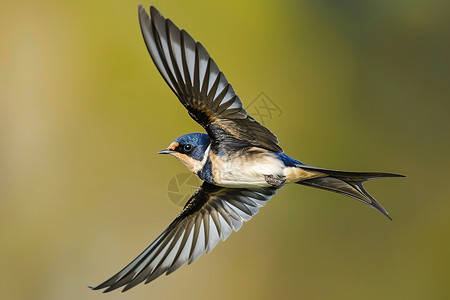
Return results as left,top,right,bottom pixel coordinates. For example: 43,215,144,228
158,142,178,155
157,148,174,155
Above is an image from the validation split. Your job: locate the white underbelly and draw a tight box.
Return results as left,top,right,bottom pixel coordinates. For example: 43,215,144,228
212,154,285,188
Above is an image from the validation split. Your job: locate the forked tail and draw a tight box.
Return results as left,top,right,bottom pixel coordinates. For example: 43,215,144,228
296,166,405,220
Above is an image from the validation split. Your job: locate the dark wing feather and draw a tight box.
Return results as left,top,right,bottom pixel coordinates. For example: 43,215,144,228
92,182,278,292
138,5,282,152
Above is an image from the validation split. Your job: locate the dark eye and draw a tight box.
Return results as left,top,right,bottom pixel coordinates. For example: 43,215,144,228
183,144,193,153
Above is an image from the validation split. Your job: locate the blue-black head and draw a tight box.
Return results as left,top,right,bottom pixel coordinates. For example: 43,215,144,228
158,133,210,173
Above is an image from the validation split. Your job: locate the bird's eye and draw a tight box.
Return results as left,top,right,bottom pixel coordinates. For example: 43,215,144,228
183,144,193,153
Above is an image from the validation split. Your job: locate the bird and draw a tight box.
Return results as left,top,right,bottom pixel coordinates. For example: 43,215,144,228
91,5,404,293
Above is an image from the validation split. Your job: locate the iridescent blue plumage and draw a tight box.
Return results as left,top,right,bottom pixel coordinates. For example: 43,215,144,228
173,133,210,161
275,152,305,167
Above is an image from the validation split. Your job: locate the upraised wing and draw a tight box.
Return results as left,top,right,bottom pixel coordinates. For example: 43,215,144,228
138,5,282,153
92,182,278,292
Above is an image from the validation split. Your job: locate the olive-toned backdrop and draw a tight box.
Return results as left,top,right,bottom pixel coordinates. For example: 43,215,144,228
1,1,449,299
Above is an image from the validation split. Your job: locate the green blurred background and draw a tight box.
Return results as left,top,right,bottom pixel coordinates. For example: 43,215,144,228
1,0,449,299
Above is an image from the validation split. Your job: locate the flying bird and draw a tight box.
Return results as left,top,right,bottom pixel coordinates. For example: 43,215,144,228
92,5,404,292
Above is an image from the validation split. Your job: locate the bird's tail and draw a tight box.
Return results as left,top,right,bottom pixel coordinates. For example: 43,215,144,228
295,166,405,220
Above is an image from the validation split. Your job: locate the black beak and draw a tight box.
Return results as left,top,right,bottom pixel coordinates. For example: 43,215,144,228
157,149,173,154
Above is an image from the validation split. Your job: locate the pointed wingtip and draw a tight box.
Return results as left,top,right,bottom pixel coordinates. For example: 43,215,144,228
89,281,119,293
150,6,161,18
372,205,392,221
138,4,148,16
138,5,162,19
88,285,104,292
369,198,393,221
392,174,406,178
88,285,109,293
367,197,393,221
385,213,393,221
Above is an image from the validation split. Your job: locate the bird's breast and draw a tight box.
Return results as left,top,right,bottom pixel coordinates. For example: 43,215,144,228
209,148,285,187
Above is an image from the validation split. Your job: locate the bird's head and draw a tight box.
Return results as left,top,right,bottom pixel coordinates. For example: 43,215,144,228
158,133,210,173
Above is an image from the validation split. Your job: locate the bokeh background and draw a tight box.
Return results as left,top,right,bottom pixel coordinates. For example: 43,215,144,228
1,0,449,299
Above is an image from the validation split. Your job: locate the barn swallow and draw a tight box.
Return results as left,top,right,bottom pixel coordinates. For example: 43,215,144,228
92,5,404,292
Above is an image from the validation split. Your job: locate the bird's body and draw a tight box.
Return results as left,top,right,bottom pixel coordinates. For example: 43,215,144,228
211,148,287,187
92,5,404,293
210,147,290,187
162,132,324,188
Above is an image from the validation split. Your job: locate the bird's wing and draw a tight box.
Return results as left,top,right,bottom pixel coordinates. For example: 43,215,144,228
138,5,282,153
92,182,278,292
